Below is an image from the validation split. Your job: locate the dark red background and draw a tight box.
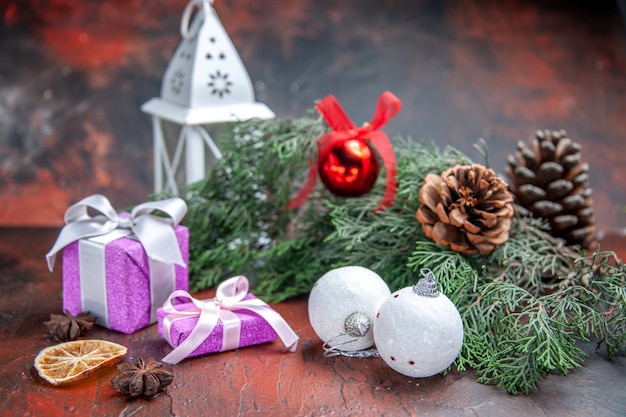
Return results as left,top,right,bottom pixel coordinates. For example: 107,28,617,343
1,0,625,233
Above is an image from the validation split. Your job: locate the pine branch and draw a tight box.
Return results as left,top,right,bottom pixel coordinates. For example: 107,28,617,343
183,117,325,291
180,113,626,395
479,217,578,294
582,251,626,358
407,240,479,304
460,281,585,395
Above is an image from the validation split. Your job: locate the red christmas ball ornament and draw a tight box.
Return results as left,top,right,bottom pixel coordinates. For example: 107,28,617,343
318,138,380,197
286,92,402,213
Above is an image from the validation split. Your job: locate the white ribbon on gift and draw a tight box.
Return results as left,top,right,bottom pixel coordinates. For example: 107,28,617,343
161,275,299,364
45,194,187,327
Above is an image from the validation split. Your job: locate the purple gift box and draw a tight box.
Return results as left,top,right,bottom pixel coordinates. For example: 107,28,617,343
157,293,279,358
62,225,189,334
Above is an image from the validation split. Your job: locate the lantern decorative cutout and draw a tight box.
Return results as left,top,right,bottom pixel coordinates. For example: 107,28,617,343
141,0,275,194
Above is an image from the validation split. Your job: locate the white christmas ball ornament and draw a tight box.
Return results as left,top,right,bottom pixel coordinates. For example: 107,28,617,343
308,266,391,351
373,270,464,378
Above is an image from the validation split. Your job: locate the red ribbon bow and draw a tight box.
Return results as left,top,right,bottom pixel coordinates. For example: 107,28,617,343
286,91,401,213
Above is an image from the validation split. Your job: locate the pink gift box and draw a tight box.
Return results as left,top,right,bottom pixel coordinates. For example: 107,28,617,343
62,225,189,334
157,293,279,358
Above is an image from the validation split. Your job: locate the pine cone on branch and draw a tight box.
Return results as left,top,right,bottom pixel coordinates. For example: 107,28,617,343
506,129,596,249
416,164,514,255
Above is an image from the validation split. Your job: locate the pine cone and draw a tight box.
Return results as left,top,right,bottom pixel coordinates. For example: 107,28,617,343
416,164,514,255
506,129,596,249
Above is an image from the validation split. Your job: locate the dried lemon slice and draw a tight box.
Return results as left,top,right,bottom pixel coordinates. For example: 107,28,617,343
34,339,127,385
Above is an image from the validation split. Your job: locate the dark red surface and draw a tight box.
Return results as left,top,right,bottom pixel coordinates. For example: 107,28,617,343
1,2,626,415
0,229,625,417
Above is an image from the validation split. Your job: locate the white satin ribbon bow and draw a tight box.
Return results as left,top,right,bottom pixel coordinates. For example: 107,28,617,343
45,194,187,271
161,275,299,364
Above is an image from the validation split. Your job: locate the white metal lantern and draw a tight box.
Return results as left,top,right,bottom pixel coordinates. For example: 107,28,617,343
142,0,275,194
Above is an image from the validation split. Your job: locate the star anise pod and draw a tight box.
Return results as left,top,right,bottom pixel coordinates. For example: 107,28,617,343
44,310,97,341
111,358,174,398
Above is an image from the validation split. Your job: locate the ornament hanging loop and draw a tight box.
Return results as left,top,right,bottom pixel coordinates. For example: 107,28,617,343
413,268,440,297
181,0,214,40
322,312,379,358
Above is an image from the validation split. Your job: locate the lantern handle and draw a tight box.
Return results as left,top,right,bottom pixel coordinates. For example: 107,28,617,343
180,0,214,40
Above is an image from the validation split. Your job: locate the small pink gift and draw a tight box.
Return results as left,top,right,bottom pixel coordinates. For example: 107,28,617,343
157,276,299,364
46,194,189,334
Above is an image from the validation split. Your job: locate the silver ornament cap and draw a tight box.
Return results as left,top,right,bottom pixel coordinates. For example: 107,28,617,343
344,311,371,337
413,268,440,297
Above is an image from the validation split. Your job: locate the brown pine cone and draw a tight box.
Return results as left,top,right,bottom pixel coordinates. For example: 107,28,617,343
416,164,514,255
506,129,596,249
